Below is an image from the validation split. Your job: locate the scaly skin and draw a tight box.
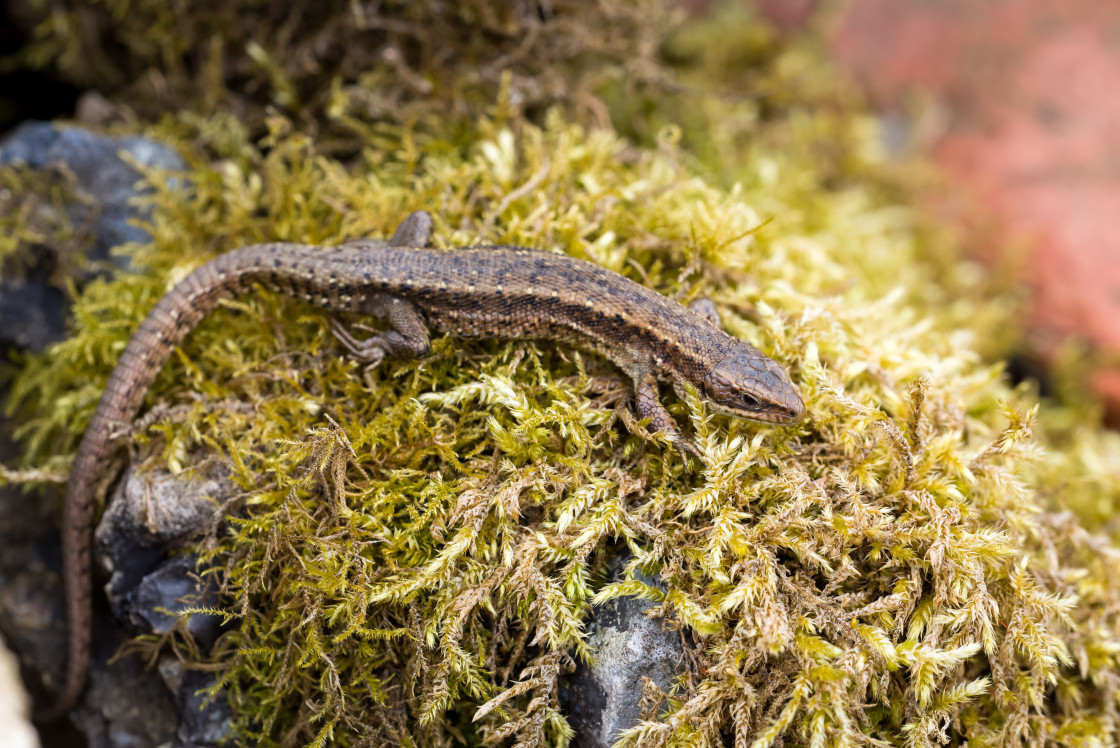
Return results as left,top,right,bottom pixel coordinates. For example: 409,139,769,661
36,211,803,720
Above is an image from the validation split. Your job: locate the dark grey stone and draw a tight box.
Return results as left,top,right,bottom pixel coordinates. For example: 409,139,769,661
0,121,187,267
67,626,179,748
0,124,237,742
0,122,186,352
159,658,233,748
0,429,227,744
95,465,234,617
0,279,66,350
130,555,223,649
80,465,235,745
561,553,685,747
0,425,71,712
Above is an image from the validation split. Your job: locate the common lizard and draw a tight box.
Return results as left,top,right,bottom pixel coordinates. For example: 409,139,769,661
37,210,804,719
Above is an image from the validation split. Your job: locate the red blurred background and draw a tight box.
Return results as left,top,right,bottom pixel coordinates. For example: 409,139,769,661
746,0,1120,424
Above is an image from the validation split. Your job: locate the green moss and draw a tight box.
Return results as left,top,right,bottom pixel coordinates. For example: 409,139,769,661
0,161,91,281
3,2,1120,747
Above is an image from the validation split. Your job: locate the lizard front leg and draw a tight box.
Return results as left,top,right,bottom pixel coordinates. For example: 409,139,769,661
688,297,721,327
331,211,434,365
632,367,700,458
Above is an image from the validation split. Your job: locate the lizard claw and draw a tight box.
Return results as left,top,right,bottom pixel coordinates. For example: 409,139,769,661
674,436,702,459
672,436,704,471
330,319,387,367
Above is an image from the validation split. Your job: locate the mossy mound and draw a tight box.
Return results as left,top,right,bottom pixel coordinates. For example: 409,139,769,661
3,2,1120,747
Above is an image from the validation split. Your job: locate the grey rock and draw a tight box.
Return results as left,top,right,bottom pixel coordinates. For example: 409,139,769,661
159,658,233,748
0,280,66,351
561,554,685,747
0,427,71,713
0,124,235,742
1,419,237,741
67,627,179,748
95,464,234,616
1,429,183,745
0,121,186,267
81,465,235,745
130,555,222,649
0,122,186,352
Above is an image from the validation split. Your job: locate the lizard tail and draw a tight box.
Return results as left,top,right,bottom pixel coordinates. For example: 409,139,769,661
35,244,313,720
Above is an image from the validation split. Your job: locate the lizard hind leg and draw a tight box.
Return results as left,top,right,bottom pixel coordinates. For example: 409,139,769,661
331,295,431,367
330,211,432,366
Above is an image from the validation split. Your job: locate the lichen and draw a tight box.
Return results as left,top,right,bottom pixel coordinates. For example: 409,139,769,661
3,2,1120,747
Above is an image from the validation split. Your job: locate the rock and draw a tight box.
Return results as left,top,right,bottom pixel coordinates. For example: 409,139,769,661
0,121,186,268
88,466,234,745
66,627,179,748
95,464,234,615
1,367,237,744
27,463,235,747
0,279,66,352
159,658,233,748
0,427,71,716
561,553,685,747
0,122,186,352
130,555,223,649
12,464,234,745
1,427,233,748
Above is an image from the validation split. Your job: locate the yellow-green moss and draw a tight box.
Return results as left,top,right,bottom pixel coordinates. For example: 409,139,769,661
3,2,1120,747
0,161,91,280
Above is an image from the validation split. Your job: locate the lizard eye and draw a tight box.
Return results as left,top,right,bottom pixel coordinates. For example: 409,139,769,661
740,393,761,410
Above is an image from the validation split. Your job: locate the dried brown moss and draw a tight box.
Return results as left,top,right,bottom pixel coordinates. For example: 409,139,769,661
5,0,678,150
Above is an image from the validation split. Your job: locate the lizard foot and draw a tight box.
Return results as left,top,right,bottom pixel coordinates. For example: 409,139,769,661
330,319,388,367
672,435,702,460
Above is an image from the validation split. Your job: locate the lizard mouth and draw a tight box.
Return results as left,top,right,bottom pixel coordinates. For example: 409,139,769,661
702,374,806,424
706,396,804,424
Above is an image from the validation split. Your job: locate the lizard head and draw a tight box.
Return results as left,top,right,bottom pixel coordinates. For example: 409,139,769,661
702,343,806,424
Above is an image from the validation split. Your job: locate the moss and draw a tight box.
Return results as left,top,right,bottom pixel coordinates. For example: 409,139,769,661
3,2,1120,747
5,0,680,150
0,161,92,281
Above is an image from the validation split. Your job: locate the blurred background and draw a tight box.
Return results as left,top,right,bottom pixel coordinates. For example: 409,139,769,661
4,0,1117,420
748,0,1120,428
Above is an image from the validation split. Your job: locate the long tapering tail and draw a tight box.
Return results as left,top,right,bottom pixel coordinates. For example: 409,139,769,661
34,244,310,720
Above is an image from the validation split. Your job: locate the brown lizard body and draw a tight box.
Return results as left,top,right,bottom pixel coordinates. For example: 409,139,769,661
37,211,804,720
